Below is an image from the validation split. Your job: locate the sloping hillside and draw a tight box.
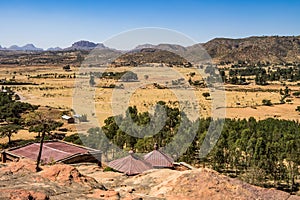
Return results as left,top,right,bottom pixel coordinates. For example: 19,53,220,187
201,36,300,63
1,36,300,66
130,36,300,65
111,48,190,67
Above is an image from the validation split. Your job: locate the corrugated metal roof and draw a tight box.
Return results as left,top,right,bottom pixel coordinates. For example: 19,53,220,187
144,150,174,168
62,115,72,120
108,153,153,175
8,141,92,163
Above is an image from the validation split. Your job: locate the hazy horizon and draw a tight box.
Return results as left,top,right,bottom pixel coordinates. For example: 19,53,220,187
1,0,299,49
1,33,300,51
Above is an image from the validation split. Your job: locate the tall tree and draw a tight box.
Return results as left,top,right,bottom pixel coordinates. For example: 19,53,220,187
27,112,63,172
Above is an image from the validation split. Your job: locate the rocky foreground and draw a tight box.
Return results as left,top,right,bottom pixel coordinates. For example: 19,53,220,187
0,159,299,200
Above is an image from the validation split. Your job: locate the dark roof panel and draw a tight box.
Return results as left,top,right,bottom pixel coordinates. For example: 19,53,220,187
8,141,93,163
144,150,174,168
108,153,153,175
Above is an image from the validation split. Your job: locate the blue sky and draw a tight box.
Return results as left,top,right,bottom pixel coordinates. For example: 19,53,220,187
0,0,299,49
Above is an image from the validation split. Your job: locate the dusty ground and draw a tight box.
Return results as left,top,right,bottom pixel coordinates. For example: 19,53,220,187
1,159,299,200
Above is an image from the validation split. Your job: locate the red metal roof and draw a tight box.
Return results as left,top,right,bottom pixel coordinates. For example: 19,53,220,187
8,141,91,163
108,153,153,175
144,150,174,168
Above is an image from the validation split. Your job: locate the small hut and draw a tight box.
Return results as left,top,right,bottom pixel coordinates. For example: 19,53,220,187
144,144,174,168
62,115,75,124
108,150,153,175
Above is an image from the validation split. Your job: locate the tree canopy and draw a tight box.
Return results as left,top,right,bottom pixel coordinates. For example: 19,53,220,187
79,102,300,193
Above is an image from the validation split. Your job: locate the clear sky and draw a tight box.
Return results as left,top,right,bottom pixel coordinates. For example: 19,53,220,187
0,0,299,49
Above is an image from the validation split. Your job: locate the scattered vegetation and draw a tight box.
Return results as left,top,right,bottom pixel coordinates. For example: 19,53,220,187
0,88,63,148
224,64,300,86
63,102,300,193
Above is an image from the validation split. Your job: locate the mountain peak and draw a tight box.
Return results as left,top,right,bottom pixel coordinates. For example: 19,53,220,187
7,44,43,51
72,40,97,48
135,43,156,49
23,44,35,48
66,40,107,50
47,47,62,51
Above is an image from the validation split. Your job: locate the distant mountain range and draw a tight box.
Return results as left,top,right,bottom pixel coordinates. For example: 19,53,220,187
1,35,300,64
47,47,62,51
134,36,300,64
0,44,43,51
0,40,108,51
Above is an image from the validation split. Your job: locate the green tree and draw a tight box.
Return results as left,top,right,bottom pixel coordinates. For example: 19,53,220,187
285,139,300,192
0,124,22,144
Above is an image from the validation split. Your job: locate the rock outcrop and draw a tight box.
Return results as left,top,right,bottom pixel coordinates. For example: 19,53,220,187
0,159,117,200
85,167,300,200
65,40,107,51
1,159,299,200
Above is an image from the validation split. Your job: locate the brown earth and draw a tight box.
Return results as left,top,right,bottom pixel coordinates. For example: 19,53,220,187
0,159,115,200
1,159,300,199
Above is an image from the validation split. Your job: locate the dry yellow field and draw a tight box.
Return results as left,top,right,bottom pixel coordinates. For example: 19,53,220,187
0,64,299,143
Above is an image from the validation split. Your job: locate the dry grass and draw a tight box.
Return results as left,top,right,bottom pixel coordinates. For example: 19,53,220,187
0,64,299,138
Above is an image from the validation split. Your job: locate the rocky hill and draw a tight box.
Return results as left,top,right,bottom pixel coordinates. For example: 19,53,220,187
1,35,300,65
64,40,107,51
0,50,88,65
111,48,190,67
0,159,117,200
5,44,43,51
135,43,187,52
201,36,300,64
133,36,300,64
47,47,62,51
1,159,299,200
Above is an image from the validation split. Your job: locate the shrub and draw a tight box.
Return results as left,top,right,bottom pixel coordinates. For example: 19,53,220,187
63,133,83,145
63,65,71,71
292,91,300,97
202,92,210,98
103,166,119,172
262,99,272,106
